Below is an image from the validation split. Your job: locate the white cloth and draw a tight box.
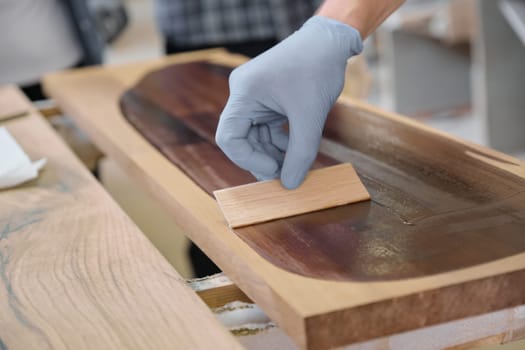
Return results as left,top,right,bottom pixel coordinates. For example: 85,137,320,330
0,127,46,189
0,0,83,86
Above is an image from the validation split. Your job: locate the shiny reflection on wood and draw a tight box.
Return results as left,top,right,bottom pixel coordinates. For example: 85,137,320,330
120,62,525,281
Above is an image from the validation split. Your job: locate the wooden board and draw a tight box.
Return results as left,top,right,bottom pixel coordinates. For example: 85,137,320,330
214,164,370,228
0,85,242,350
42,49,525,350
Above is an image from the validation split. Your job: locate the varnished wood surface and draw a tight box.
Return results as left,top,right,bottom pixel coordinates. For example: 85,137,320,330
0,86,242,350
121,61,525,282
43,50,525,350
214,164,370,228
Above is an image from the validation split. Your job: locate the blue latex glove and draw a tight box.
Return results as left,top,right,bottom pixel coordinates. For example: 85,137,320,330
215,16,363,189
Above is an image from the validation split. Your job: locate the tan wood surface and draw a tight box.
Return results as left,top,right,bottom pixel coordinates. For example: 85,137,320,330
42,49,525,350
188,273,252,309
214,163,370,228
0,85,242,350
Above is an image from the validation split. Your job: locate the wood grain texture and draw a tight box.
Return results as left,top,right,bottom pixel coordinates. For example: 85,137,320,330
0,86,242,350
214,164,370,228
42,50,525,350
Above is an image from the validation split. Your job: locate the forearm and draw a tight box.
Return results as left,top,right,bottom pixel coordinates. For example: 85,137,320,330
317,0,405,39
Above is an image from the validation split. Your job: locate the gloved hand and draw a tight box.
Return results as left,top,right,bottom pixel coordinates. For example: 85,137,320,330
215,16,363,189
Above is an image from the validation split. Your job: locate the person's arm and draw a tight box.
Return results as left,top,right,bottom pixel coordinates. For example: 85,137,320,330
216,1,405,189
317,0,405,39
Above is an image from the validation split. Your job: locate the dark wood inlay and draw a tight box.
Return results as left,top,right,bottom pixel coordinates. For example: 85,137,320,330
120,62,525,281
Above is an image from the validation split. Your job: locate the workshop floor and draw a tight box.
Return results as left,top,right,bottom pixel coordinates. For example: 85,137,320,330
100,1,525,349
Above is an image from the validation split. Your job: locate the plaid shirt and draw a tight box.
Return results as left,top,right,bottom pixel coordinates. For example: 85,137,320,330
155,0,321,47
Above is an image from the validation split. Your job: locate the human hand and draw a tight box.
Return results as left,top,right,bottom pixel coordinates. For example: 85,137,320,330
215,16,362,189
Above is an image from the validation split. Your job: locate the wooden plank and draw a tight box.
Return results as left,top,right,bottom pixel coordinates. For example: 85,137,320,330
0,89,30,121
214,164,370,228
0,85,242,350
42,50,525,350
188,273,252,308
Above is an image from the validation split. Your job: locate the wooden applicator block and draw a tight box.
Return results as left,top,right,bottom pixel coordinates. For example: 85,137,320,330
214,163,370,228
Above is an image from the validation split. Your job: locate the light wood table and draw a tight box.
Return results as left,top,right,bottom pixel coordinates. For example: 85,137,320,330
0,85,242,350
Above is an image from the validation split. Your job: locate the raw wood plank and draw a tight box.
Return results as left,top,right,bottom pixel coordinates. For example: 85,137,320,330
188,273,252,308
0,85,242,350
42,49,525,350
214,163,370,228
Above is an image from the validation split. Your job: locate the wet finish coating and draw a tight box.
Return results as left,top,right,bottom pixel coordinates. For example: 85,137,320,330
120,62,525,281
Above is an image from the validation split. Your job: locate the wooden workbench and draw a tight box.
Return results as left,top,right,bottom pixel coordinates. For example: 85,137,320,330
0,86,242,350
42,49,525,350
